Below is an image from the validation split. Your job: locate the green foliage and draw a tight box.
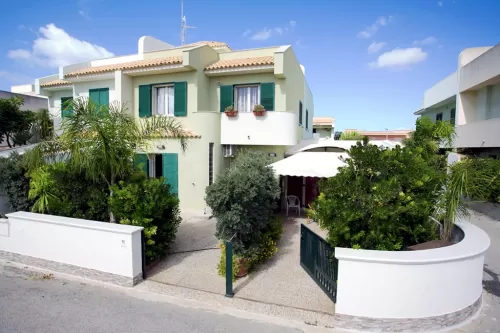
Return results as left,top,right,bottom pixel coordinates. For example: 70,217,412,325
217,243,238,282
206,150,281,258
109,174,182,263
340,131,366,141
30,109,54,142
314,138,438,250
452,157,500,203
0,153,33,213
0,96,35,148
27,163,109,221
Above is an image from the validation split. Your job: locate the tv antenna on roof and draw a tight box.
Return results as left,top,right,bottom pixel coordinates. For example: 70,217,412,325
181,0,196,45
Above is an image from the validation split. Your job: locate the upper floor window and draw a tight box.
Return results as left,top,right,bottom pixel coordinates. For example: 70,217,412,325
154,85,174,116
234,85,259,112
450,108,456,125
436,113,443,122
299,101,303,126
306,109,309,129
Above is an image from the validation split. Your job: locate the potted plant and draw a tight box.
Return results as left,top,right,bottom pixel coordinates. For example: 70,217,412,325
253,104,266,116
235,257,251,278
224,105,238,117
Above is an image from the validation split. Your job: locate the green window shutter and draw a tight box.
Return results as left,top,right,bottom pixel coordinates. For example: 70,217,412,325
174,81,187,116
61,97,73,117
139,85,152,118
260,82,275,111
299,101,303,125
134,154,149,175
99,88,109,108
220,85,233,112
89,89,100,106
162,153,178,196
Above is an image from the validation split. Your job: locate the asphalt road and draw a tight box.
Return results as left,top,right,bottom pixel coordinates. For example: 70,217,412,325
0,268,303,333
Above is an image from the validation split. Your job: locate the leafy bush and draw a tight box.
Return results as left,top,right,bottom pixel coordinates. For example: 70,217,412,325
28,163,109,221
109,173,181,263
0,153,33,213
206,150,281,258
313,138,439,251
453,157,500,203
340,131,366,141
217,242,239,282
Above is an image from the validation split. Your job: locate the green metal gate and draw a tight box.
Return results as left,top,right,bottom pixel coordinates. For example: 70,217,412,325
300,224,338,302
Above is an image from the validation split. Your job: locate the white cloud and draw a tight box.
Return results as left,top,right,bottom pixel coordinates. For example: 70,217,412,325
412,36,438,46
8,23,114,68
17,24,26,31
357,16,393,38
369,47,428,69
368,41,386,53
437,1,444,6
79,10,90,20
249,21,296,41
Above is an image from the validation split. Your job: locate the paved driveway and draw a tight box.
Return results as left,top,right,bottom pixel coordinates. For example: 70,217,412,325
147,215,334,315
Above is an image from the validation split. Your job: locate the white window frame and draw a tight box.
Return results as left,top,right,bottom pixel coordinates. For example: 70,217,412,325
234,84,260,113
152,84,175,116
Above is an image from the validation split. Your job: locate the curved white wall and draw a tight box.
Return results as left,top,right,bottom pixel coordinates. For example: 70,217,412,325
221,111,298,145
335,220,490,319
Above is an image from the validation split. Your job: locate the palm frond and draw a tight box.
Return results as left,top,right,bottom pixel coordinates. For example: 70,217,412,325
138,116,188,152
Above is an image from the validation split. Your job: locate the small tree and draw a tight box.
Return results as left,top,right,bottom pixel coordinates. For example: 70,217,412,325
0,97,34,148
205,150,280,257
0,152,33,213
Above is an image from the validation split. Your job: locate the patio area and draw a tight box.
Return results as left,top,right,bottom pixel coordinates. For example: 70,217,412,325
146,215,335,315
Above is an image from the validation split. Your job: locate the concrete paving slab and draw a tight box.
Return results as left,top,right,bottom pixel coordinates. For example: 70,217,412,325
149,215,335,316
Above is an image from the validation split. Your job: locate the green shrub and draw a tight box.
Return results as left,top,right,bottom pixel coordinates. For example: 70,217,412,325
313,138,439,251
0,153,33,213
206,150,280,258
109,174,181,263
454,157,500,203
217,242,238,282
28,163,109,221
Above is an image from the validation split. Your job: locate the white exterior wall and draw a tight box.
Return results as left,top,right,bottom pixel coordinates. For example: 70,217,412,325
0,212,143,279
221,111,298,145
302,80,314,139
421,72,457,110
74,79,117,103
335,220,489,319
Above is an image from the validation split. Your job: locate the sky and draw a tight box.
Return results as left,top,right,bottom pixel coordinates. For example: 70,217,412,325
1,0,499,131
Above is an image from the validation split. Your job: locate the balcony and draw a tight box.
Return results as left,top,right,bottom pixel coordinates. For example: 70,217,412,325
454,116,500,148
221,111,297,145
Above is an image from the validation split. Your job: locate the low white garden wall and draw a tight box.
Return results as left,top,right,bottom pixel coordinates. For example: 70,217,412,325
0,212,144,286
334,220,490,331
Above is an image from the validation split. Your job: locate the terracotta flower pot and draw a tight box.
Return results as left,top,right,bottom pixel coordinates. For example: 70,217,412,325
253,110,266,116
225,110,238,117
235,258,249,278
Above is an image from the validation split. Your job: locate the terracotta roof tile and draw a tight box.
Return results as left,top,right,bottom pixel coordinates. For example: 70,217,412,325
40,79,72,88
205,56,274,70
65,56,183,77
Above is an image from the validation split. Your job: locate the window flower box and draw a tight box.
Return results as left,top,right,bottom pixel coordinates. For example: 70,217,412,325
253,104,266,116
224,106,238,117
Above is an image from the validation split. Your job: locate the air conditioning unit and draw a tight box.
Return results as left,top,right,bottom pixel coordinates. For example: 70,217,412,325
223,145,237,157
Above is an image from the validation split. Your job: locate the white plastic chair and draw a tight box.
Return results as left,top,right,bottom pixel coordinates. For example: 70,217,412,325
286,195,301,216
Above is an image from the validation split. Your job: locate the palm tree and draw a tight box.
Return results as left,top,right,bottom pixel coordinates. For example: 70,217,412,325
25,97,189,222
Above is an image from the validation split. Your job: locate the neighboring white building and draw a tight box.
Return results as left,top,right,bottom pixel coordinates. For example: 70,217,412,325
415,43,500,157
312,117,335,139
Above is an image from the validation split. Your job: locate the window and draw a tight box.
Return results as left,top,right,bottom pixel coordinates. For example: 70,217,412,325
450,108,456,125
436,113,443,122
89,88,109,108
313,128,317,133
209,143,214,185
153,85,174,116
299,101,303,126
61,97,73,117
306,109,309,129
234,85,259,112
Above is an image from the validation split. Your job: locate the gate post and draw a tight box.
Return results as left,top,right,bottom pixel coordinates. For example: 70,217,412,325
225,241,234,298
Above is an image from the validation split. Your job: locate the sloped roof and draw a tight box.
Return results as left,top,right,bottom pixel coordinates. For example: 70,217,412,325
40,79,72,87
65,56,183,77
182,41,231,50
205,56,274,70
313,117,334,126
